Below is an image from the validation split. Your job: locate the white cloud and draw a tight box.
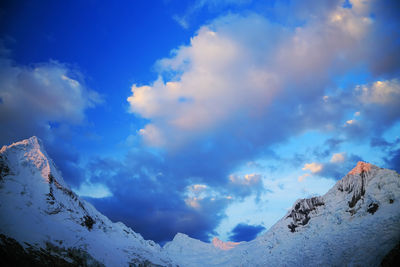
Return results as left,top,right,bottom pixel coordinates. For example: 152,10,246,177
185,197,202,209
189,184,208,193
330,152,346,163
128,1,376,149
357,79,400,105
298,173,311,182
75,183,112,198
302,162,323,174
229,173,261,186
0,58,102,143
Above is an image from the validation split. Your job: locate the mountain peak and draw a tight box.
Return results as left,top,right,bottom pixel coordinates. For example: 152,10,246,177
1,136,42,153
347,161,373,176
0,136,60,185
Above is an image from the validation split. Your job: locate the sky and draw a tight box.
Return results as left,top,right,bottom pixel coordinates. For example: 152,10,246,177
0,0,399,244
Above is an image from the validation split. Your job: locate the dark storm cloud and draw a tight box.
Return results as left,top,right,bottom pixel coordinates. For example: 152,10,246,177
229,223,265,242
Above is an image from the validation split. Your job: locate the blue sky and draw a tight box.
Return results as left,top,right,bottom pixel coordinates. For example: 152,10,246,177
0,0,399,244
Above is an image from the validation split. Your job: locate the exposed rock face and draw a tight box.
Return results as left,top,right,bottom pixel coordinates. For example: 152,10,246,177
337,161,381,215
0,234,105,267
0,155,11,181
286,197,324,232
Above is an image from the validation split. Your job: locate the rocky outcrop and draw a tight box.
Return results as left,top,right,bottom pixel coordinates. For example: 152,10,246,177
337,161,380,214
286,197,324,232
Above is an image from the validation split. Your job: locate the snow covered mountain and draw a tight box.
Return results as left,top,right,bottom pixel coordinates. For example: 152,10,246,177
164,161,400,266
1,137,399,266
0,136,174,266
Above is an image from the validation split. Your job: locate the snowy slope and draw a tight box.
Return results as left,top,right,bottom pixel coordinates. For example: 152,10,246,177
0,137,175,267
165,162,400,266
1,137,399,266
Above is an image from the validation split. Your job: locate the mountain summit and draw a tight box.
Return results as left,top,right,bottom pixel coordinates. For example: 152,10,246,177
0,136,173,266
1,137,400,266
164,160,400,266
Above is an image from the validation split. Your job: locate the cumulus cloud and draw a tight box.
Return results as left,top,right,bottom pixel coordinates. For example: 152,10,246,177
302,163,323,174
229,173,261,186
97,0,400,244
128,0,400,155
0,56,103,144
0,54,103,187
358,79,400,105
330,152,346,163
299,162,324,182
228,173,264,200
339,78,400,138
300,153,363,181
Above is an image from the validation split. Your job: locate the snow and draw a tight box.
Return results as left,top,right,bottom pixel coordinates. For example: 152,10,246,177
164,161,400,266
1,137,400,266
211,237,240,250
0,136,174,266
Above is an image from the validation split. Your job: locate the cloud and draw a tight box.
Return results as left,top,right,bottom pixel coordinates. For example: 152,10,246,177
370,137,393,148
313,138,345,159
338,78,400,138
121,1,400,242
299,151,365,181
173,0,252,29
229,223,265,242
0,56,103,144
384,148,400,173
128,0,400,156
299,162,323,182
302,163,323,174
228,173,264,200
320,153,363,179
0,53,103,188
84,151,233,243
298,173,311,182
330,152,346,163
75,182,112,198
63,0,400,244
358,79,400,105
229,173,261,186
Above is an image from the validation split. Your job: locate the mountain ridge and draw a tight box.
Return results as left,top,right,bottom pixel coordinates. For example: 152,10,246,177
0,136,174,266
1,137,400,266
